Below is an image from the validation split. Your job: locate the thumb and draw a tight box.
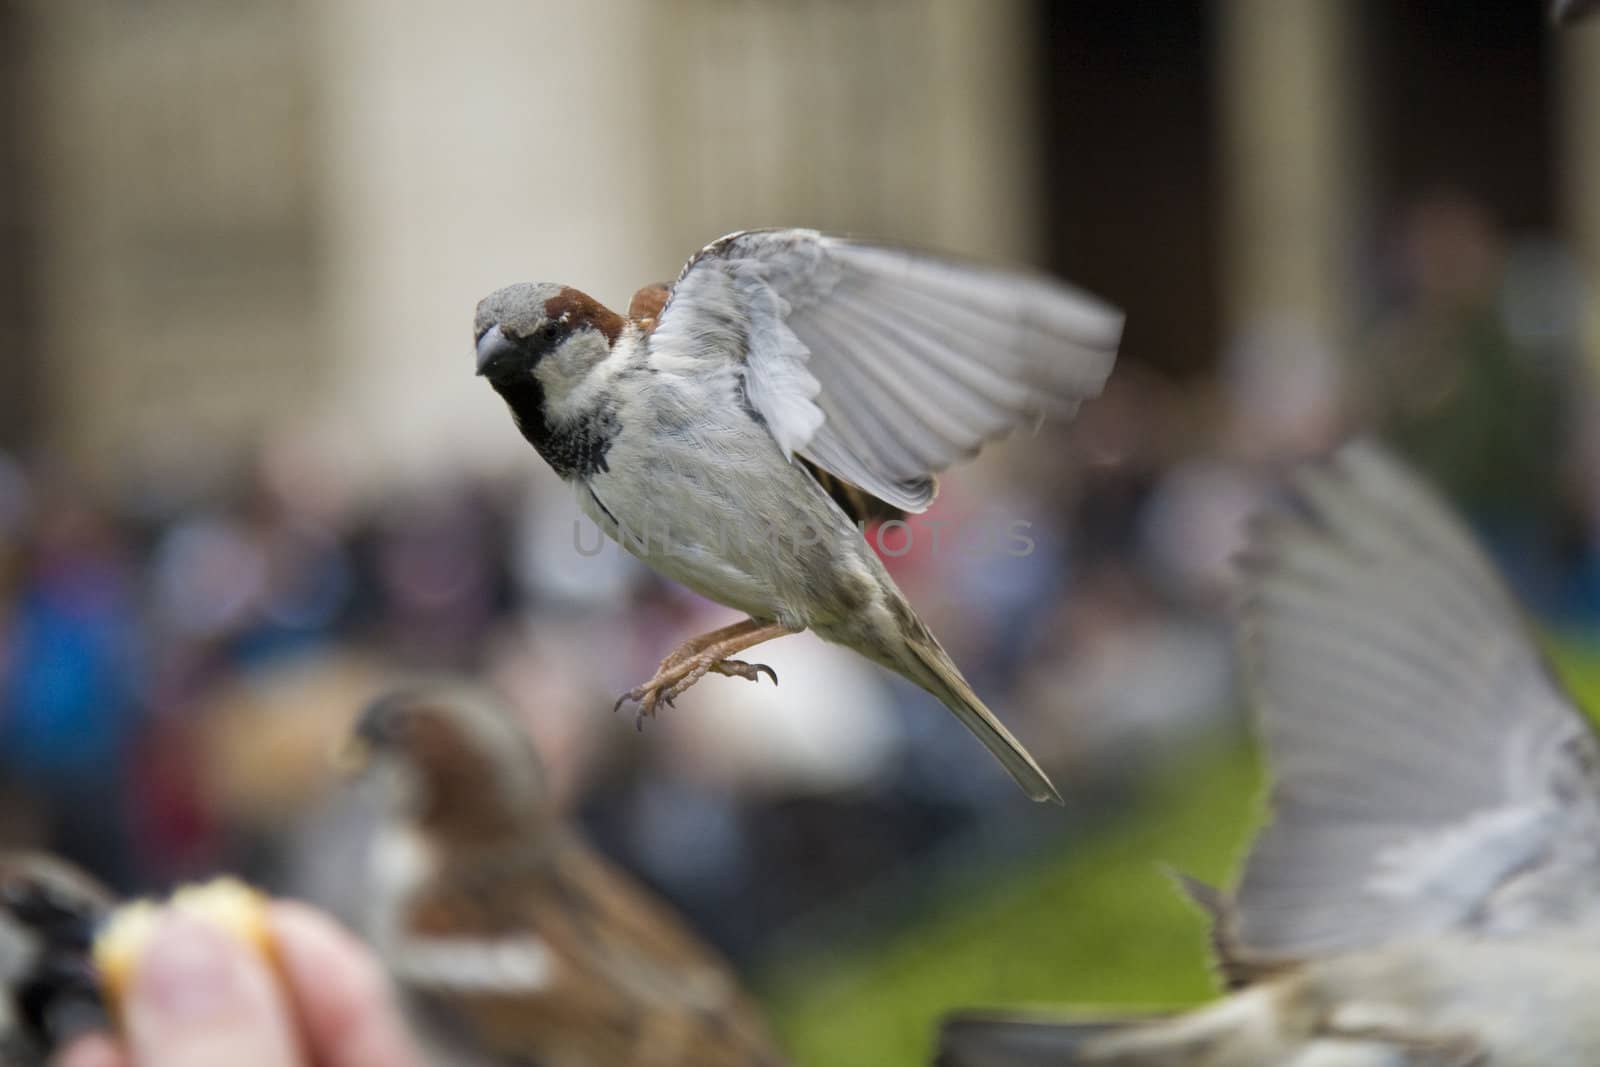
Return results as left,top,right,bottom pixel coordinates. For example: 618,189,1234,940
124,910,301,1067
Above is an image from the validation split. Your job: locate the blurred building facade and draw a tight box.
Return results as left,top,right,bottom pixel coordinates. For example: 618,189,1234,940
5,0,1045,492
1,0,1598,484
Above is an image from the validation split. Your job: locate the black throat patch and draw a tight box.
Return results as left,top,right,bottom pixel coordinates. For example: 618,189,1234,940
490,374,617,481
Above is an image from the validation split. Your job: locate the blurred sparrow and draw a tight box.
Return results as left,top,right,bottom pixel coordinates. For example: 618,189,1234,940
938,442,1600,1065
345,684,789,1067
475,229,1122,803
0,852,113,1065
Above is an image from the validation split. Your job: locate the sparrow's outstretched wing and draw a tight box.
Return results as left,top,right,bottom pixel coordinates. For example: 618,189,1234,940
648,229,1122,512
1232,442,1600,960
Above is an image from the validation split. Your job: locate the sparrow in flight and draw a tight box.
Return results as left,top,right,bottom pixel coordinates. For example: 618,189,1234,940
937,443,1600,1065
474,229,1123,803
0,852,114,1065
344,684,790,1067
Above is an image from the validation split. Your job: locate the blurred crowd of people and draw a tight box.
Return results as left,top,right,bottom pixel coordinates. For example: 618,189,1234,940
1,190,1597,977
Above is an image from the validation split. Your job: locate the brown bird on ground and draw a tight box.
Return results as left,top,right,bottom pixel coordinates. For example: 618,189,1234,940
343,683,789,1067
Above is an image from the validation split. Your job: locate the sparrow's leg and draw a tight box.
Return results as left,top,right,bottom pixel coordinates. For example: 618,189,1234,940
652,618,761,673
616,618,794,723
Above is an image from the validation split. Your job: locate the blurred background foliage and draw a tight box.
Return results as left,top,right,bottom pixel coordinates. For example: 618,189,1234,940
4,2,1600,1065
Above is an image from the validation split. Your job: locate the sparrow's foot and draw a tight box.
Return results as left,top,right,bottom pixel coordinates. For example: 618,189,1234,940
613,683,674,724
709,659,778,686
614,619,794,729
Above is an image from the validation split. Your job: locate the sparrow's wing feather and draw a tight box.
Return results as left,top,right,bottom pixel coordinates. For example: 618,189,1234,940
796,458,907,523
651,229,1122,512
1233,441,1600,959
628,283,672,325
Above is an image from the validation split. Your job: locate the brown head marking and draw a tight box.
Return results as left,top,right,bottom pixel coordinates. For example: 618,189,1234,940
543,287,625,346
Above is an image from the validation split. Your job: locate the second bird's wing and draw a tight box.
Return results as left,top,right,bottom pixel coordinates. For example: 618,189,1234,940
647,229,1123,513
1232,441,1600,960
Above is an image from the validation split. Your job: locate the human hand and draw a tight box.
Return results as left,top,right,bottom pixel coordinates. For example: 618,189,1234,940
53,901,424,1067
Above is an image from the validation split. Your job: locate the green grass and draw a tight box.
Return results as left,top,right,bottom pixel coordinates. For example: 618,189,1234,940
762,635,1600,1067
762,741,1262,1067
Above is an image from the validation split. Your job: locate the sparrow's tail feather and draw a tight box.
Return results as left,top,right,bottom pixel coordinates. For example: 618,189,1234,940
893,616,1061,804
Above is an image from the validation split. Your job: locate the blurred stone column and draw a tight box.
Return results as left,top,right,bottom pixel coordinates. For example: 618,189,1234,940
1217,0,1357,346
1560,26,1600,376
641,0,1039,264
23,1,318,488
304,0,674,487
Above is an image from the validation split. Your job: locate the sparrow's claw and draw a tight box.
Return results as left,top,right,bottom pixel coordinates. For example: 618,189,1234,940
710,659,778,686
615,685,665,720
615,620,793,725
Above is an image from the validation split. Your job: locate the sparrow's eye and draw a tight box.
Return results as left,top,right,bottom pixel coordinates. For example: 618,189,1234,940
534,322,562,345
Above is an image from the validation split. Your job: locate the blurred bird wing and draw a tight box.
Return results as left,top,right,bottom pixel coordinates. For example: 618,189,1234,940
648,228,1123,513
0,852,116,1061
938,1002,1483,1066
0,852,116,917
1167,870,1294,989
1233,441,1600,960
937,1011,1154,1067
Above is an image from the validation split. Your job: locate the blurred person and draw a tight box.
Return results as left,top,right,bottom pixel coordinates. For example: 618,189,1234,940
341,683,789,1067
1220,317,1346,467
938,443,1600,1066
511,471,643,611
0,491,145,889
363,485,511,670
1135,316,1345,613
1353,191,1573,606
0,452,31,608
1012,564,1231,783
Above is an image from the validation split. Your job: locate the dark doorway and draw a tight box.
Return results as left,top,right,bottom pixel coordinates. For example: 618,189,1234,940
1360,1,1556,233
1035,0,1221,378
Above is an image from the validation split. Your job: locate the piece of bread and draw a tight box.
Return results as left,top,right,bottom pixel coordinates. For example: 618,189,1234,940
92,878,274,1017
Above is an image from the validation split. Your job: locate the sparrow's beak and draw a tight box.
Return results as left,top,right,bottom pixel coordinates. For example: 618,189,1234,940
475,324,517,377
330,734,370,776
